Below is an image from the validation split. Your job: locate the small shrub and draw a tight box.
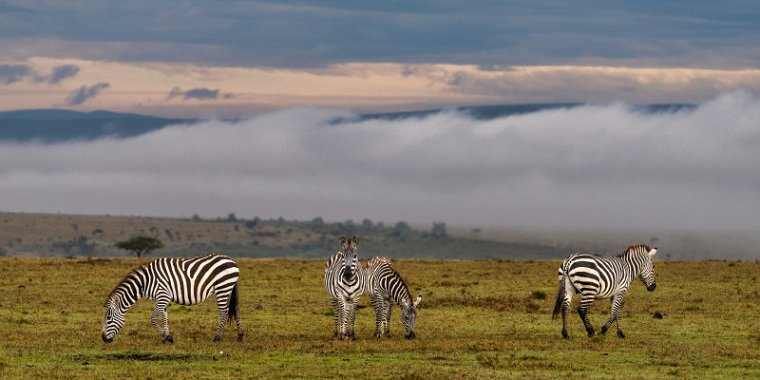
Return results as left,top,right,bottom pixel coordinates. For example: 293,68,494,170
530,290,547,300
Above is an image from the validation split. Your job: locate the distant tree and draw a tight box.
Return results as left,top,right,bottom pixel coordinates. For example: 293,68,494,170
391,221,412,238
431,222,447,237
115,236,164,258
311,217,325,228
227,213,238,222
245,217,260,229
361,218,374,230
191,214,203,222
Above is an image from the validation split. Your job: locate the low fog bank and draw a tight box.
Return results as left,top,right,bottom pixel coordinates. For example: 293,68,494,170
0,91,759,248
449,226,760,260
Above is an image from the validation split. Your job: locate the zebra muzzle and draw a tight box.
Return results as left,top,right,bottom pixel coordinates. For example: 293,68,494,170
647,283,657,292
102,332,113,343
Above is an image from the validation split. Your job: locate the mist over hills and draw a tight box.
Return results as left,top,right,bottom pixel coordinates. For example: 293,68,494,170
0,109,194,142
0,103,696,142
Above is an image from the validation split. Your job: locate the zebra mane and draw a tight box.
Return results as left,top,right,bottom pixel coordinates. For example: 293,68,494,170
620,244,652,257
103,264,146,306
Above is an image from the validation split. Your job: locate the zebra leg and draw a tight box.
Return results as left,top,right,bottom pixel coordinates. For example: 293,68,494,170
600,293,626,338
213,307,229,342
370,295,383,338
560,280,572,339
330,298,341,338
338,299,349,340
153,297,173,343
161,309,173,343
347,300,358,340
384,301,392,338
577,294,595,337
234,306,244,341
151,308,163,336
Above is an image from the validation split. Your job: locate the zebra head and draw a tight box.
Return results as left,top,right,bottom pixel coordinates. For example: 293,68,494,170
402,295,422,339
340,235,359,279
101,296,126,343
637,246,658,292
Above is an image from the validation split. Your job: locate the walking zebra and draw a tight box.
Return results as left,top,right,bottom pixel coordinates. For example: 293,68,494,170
101,253,243,343
324,235,366,340
365,256,422,339
552,244,657,339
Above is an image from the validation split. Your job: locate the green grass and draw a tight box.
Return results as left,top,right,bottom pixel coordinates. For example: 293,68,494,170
1,258,760,379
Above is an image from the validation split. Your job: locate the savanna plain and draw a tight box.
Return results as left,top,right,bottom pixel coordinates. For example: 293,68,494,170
2,257,760,379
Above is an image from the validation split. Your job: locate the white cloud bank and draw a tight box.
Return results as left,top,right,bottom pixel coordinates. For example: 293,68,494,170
1,91,758,231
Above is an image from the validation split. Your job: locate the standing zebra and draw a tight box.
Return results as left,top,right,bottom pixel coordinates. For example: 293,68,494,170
552,244,657,339
324,235,366,340
102,253,243,343
365,256,422,339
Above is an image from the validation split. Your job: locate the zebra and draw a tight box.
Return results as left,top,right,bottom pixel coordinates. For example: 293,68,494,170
365,256,422,339
101,253,243,343
324,235,366,340
552,244,657,339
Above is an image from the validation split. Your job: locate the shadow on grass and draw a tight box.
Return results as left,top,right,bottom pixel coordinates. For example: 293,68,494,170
73,352,204,362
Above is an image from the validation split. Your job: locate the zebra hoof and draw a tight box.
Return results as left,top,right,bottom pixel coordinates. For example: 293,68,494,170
213,335,221,342
162,335,174,343
586,330,595,338
617,331,626,338
600,326,608,336
562,330,569,339
237,333,244,342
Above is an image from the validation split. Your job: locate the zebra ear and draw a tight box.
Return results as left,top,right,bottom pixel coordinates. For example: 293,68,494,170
648,247,658,258
351,235,359,247
414,295,422,307
339,236,348,247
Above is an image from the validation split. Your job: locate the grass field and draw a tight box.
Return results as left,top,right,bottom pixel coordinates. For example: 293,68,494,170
1,257,760,379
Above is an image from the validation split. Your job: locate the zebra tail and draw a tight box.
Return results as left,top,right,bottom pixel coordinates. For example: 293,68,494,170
551,275,564,320
228,283,239,319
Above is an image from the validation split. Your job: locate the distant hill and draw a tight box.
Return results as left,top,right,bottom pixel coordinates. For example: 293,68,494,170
0,211,568,260
0,109,195,142
0,103,697,143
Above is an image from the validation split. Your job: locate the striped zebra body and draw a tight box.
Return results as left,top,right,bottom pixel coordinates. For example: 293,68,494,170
324,236,366,340
552,244,657,339
365,257,421,339
102,253,243,343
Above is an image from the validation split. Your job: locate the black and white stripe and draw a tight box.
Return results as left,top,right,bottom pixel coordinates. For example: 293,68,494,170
324,236,366,340
552,244,657,339
102,253,243,343
365,256,422,339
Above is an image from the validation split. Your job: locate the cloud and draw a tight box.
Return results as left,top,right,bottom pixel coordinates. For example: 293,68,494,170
0,64,32,84
168,86,231,100
0,63,80,85
47,64,80,83
0,91,758,233
64,82,110,105
1,3,758,69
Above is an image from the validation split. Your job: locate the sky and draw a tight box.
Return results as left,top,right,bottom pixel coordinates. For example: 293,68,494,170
1,90,759,232
0,1,758,117
1,1,759,233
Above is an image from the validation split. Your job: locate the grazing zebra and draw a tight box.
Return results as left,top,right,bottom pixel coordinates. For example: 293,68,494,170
324,235,366,340
365,256,422,339
552,244,657,339
101,253,243,343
